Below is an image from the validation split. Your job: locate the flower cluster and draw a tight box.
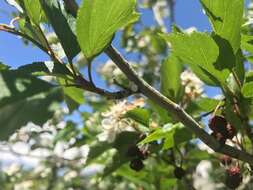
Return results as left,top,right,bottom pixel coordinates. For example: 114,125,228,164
152,0,170,32
180,69,204,100
97,99,145,143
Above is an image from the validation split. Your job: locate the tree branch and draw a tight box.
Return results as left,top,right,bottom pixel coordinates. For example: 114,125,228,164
105,45,253,165
75,75,136,99
0,24,48,54
0,24,62,64
58,0,253,165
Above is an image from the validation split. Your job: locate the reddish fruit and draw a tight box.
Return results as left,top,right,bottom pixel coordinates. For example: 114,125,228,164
209,115,227,134
220,155,232,166
129,159,144,171
225,166,243,189
174,167,186,179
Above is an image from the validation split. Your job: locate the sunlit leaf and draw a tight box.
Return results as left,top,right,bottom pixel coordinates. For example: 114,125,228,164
23,0,46,24
40,0,80,60
242,82,253,98
76,0,139,59
125,108,151,127
161,55,183,101
162,32,229,86
201,0,244,53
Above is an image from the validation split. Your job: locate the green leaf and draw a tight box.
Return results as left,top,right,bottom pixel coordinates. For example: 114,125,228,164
224,100,243,129
160,55,182,101
139,123,193,150
102,151,129,177
63,87,85,109
0,70,55,107
0,63,10,71
148,100,172,124
242,82,253,98
23,0,46,24
0,70,63,140
40,0,80,60
241,34,253,54
0,88,62,140
245,71,253,83
76,0,139,59
196,98,220,112
200,0,244,53
234,49,245,84
86,141,111,164
163,132,175,149
103,132,140,177
211,34,236,70
116,167,150,189
17,61,72,77
186,97,220,115
140,128,168,144
113,131,140,154
17,18,48,48
125,108,151,127
162,32,229,86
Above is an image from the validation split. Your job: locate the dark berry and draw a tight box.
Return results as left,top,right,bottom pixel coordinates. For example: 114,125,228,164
129,159,144,171
174,167,186,179
209,115,227,134
225,166,242,189
226,123,237,139
220,155,232,166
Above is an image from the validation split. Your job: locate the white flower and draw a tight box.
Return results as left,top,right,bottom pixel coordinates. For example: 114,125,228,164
180,69,204,99
137,35,151,48
41,167,51,178
97,99,145,143
193,160,224,190
3,163,21,176
54,141,68,157
64,170,78,181
15,180,33,190
152,0,170,32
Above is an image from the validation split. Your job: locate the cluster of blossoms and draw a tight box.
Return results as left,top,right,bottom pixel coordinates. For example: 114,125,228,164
6,120,90,168
98,60,123,82
152,0,170,32
97,98,145,143
180,69,204,100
